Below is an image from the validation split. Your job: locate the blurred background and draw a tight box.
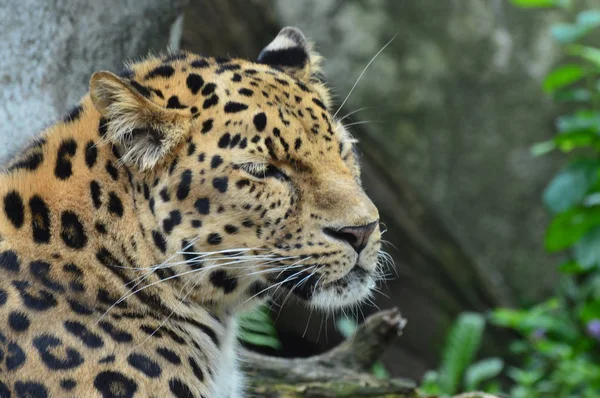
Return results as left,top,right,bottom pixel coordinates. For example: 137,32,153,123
2,0,600,396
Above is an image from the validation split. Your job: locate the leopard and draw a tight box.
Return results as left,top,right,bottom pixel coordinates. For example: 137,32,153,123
0,27,381,397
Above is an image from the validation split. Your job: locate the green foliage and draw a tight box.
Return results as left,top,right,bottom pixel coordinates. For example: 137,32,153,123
335,316,390,379
420,313,503,396
238,304,282,350
487,2,600,397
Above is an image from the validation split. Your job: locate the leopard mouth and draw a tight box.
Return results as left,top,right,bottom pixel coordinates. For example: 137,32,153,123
268,263,377,310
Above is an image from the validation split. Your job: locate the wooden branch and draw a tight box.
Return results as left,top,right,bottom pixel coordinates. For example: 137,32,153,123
241,308,419,397
241,309,501,398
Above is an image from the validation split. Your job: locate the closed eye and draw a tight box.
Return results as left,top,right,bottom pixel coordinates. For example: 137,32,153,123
239,163,289,181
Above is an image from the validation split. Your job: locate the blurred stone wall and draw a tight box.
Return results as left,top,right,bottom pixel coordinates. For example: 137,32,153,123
274,0,565,303
0,0,186,163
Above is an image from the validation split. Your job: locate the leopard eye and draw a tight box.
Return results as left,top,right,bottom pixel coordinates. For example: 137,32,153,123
239,163,288,181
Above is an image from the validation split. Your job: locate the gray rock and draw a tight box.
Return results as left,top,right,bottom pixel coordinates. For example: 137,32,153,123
0,0,187,162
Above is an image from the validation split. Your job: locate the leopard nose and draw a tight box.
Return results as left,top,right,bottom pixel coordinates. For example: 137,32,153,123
323,220,378,254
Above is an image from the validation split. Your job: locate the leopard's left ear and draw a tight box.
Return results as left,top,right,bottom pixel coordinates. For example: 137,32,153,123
90,71,190,171
257,27,322,81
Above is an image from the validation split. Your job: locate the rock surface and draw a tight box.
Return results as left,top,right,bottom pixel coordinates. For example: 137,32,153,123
0,0,186,162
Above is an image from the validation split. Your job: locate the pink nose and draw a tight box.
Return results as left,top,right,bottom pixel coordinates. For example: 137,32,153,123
324,220,378,254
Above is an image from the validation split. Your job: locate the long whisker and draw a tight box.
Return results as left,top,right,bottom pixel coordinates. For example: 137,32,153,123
332,34,397,119
337,106,370,123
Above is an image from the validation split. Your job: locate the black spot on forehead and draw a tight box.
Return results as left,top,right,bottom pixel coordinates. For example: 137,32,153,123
176,170,193,200
118,69,134,78
8,151,44,172
195,198,210,215
218,133,231,148
55,139,77,180
238,88,253,96
216,63,241,74
201,119,213,134
224,101,248,113
191,58,210,69
203,94,219,109
63,104,83,123
186,73,204,94
145,65,175,80
164,52,188,62
201,83,216,96
90,181,102,209
129,80,151,98
211,155,223,169
253,112,267,132
167,95,187,109
212,177,228,193
85,140,98,168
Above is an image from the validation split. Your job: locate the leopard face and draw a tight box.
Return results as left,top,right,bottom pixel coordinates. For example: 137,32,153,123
90,27,381,312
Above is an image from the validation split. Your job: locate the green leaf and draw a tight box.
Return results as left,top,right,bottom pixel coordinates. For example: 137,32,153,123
553,10,600,43
238,319,279,335
554,88,592,103
578,10,600,27
420,371,442,395
510,0,571,8
559,260,589,274
542,160,599,213
543,65,586,92
552,24,588,43
556,111,600,133
531,140,556,156
545,206,600,252
437,313,485,395
237,305,281,350
573,226,600,269
464,358,504,391
567,44,600,67
579,300,600,322
371,361,390,380
336,316,358,338
237,330,282,349
554,129,598,152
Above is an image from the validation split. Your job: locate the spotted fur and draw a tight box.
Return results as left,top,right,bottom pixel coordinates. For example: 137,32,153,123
0,27,381,397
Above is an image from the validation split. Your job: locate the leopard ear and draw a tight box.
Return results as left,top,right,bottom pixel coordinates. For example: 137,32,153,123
257,27,322,80
90,71,190,171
